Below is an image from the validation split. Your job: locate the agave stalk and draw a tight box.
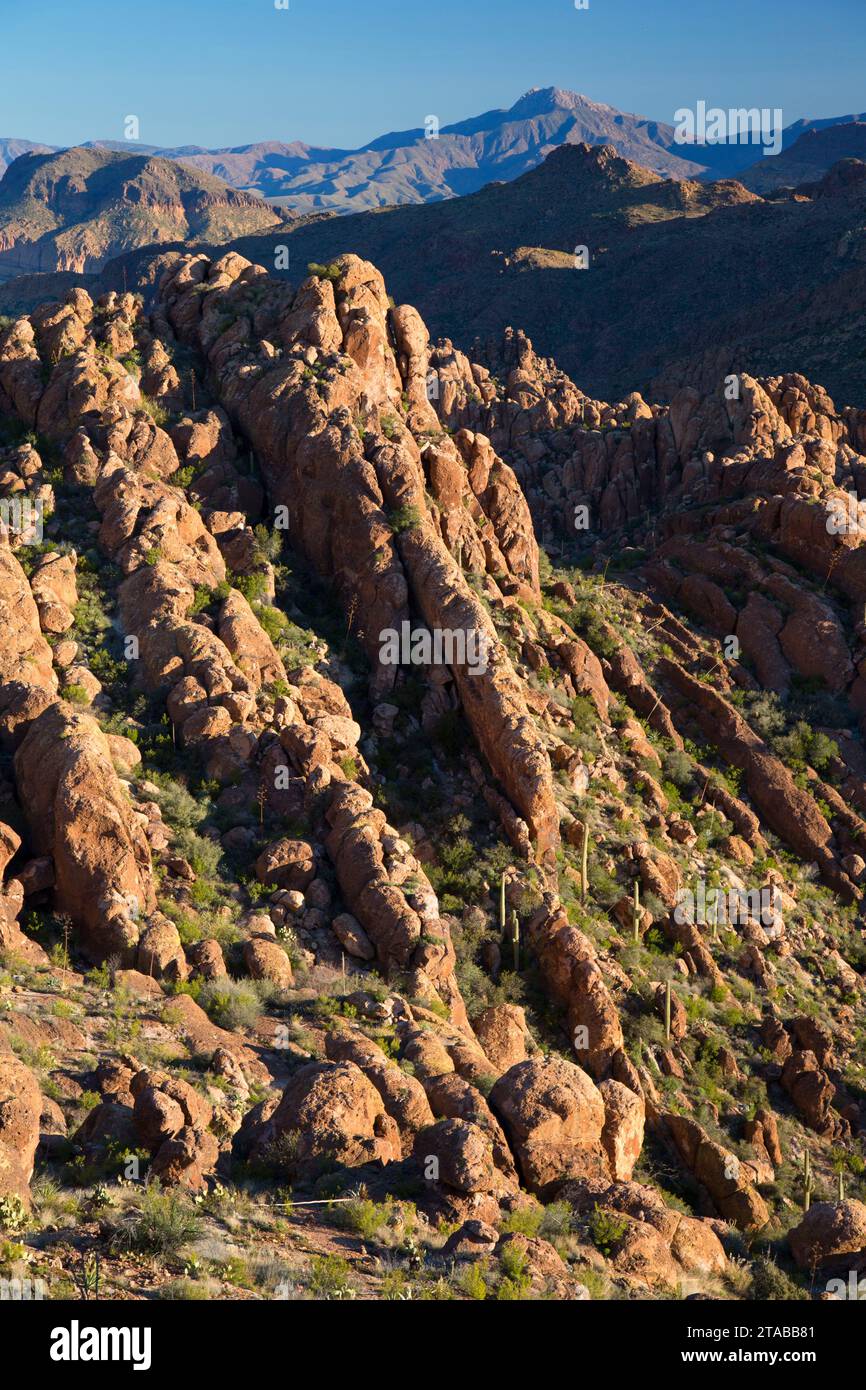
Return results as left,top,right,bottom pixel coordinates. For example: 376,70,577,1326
511,910,520,973
632,879,641,943
664,980,672,1043
803,1150,813,1212
500,871,507,938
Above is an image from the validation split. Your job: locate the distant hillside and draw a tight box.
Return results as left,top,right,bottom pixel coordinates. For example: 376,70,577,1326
0,137,52,178
161,92,866,211
0,146,286,279
741,121,866,192
168,88,726,210
4,142,866,408
185,141,863,405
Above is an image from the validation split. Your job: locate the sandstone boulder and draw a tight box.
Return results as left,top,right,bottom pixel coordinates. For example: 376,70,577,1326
789,1200,866,1271
489,1056,610,1196
0,1053,41,1208
250,1060,401,1177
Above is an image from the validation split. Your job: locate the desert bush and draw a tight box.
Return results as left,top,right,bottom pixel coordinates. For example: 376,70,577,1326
588,1206,629,1256
198,977,263,1032
306,1254,356,1299
111,1186,200,1256
748,1255,809,1301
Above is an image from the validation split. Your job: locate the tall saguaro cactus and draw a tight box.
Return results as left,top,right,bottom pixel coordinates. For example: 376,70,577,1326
500,870,507,938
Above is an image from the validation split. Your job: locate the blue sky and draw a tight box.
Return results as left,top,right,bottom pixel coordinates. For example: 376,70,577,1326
3,0,865,149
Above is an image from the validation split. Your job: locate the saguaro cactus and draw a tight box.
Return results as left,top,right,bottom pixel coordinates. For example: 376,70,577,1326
580,821,589,905
802,1150,813,1212
510,910,520,973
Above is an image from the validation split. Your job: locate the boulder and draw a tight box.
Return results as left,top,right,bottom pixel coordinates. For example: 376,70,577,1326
599,1079,645,1182
0,1053,41,1208
789,1200,866,1271
470,1003,529,1073
250,1060,401,1177
325,1030,433,1155
489,1056,610,1196
413,1119,497,1195
255,838,316,891
243,933,294,988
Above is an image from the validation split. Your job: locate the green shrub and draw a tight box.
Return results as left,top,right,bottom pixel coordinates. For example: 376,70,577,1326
499,1205,544,1238
112,1186,200,1256
139,396,170,427
59,683,90,705
496,1244,531,1299
152,777,208,831
588,1205,629,1256
198,978,262,1032
307,1254,355,1299
749,1255,809,1301
175,826,222,879
256,605,288,643
307,262,342,282
332,1197,392,1240
387,503,422,533
457,1259,488,1301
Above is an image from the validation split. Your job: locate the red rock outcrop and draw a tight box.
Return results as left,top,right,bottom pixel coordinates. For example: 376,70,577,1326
14,702,155,961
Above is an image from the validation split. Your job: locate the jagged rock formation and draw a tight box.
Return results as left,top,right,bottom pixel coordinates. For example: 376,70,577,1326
159,249,559,861
0,240,864,1304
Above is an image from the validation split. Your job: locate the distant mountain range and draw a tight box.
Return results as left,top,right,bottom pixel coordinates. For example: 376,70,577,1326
0,146,285,280
3,94,866,409
195,140,864,407
7,135,865,409
5,88,866,214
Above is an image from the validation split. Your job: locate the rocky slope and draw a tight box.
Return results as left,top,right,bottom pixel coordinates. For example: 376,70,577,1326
0,147,286,280
0,244,864,1303
0,139,51,179
179,142,866,409
6,140,866,408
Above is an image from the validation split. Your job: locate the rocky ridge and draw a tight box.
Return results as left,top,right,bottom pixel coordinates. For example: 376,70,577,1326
0,245,864,1301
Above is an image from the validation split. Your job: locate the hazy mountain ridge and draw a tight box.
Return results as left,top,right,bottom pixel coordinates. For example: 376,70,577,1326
6,88,866,216
741,121,866,192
